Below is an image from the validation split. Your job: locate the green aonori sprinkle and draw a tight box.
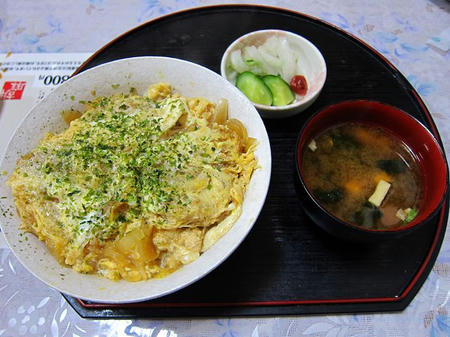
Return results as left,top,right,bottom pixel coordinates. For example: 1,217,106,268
404,208,418,224
18,95,199,246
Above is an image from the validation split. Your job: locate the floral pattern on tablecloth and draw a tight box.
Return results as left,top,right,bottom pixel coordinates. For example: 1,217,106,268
0,0,449,336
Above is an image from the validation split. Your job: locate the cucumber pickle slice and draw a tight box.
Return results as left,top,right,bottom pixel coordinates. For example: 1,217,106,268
236,71,273,106
262,75,295,106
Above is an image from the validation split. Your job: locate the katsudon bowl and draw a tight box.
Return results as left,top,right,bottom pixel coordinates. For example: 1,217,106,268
0,56,271,303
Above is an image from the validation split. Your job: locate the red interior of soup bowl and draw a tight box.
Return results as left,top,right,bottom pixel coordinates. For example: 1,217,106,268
297,100,448,233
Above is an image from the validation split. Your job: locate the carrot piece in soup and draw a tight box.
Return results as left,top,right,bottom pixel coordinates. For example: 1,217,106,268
344,179,363,195
373,171,392,184
353,128,390,149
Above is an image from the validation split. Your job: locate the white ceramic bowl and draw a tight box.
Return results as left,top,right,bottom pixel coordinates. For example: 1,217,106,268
0,56,271,303
220,29,327,119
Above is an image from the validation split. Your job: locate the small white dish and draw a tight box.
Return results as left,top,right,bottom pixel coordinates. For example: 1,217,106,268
0,56,271,303
220,29,327,119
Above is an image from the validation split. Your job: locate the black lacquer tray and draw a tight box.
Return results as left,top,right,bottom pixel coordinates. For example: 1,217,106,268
64,5,449,318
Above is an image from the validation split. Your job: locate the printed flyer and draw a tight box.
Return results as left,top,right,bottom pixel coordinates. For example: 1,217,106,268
0,53,91,247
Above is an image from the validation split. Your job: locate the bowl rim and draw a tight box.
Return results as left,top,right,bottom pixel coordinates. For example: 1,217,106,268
0,56,272,303
220,29,327,112
295,99,449,235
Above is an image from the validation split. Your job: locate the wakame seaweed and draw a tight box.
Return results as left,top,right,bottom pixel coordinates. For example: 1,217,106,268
377,159,407,174
313,188,344,204
331,133,360,149
352,202,383,229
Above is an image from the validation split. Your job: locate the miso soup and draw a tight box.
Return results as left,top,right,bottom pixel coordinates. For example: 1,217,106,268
302,123,423,230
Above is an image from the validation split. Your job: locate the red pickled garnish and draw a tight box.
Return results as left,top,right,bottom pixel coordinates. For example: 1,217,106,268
290,75,308,96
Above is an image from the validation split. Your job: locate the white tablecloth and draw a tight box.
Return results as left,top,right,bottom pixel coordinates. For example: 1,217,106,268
1,1,449,336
